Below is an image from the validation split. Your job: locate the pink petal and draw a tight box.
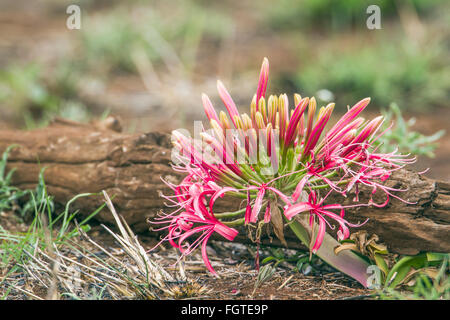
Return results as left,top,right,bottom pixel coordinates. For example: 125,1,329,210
202,93,220,123
267,187,291,205
311,218,326,253
264,203,271,223
284,97,309,147
210,187,239,212
327,98,371,140
217,80,239,127
250,188,266,223
292,175,310,202
256,57,269,106
214,222,239,241
201,232,217,275
283,202,314,220
244,204,252,225
321,204,344,210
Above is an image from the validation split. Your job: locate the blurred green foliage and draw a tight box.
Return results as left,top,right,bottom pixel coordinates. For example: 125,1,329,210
263,0,446,31
1,0,448,139
80,0,233,74
0,64,59,118
0,0,233,128
293,39,449,110
375,103,445,157
0,63,89,128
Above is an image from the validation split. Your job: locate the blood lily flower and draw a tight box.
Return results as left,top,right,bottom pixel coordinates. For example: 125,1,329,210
284,191,368,253
152,58,415,286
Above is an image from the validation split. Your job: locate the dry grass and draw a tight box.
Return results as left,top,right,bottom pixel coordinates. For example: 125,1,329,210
0,191,211,300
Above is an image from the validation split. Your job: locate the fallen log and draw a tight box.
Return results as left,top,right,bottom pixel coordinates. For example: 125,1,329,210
0,118,449,255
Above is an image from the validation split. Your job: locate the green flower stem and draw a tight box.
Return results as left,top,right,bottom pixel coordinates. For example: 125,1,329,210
218,174,244,189
214,207,246,219
227,191,247,199
287,216,371,288
222,218,245,227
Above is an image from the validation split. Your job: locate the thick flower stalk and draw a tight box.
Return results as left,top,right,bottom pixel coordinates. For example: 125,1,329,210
153,58,414,286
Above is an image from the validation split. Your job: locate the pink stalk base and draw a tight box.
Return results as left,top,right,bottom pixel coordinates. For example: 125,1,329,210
288,216,370,288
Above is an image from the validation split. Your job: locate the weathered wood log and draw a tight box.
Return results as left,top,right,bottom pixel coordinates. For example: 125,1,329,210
0,118,449,255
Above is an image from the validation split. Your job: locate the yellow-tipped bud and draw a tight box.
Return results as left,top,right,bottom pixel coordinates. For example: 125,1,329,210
210,119,224,141
278,94,285,113
307,97,317,121
234,115,244,130
308,97,317,114
278,94,289,136
255,111,265,129
250,94,257,124
321,103,335,121
258,97,267,124
326,102,335,113
342,129,357,146
219,111,231,130
268,94,278,125
304,97,317,143
294,93,302,107
317,106,326,120
275,111,280,129
241,113,252,130
247,128,258,149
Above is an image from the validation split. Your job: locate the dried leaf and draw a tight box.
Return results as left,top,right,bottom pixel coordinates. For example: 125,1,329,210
269,202,287,247
334,242,358,255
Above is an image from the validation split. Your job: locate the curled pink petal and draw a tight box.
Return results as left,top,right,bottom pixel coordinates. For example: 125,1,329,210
209,187,240,212
283,202,314,220
292,175,310,202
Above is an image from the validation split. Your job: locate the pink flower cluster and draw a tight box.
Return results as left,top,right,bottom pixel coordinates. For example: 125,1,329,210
152,58,414,275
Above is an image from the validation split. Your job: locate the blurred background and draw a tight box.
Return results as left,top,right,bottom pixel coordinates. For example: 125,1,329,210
0,0,448,179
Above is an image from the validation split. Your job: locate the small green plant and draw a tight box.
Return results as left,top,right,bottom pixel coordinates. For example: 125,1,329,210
261,248,317,275
252,263,276,295
0,181,102,268
375,103,445,158
378,253,449,300
0,145,101,269
0,145,26,212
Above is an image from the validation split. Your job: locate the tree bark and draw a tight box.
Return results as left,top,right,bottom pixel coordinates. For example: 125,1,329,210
0,118,449,255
